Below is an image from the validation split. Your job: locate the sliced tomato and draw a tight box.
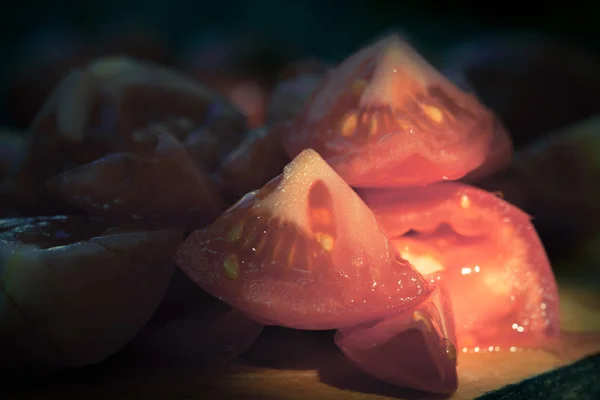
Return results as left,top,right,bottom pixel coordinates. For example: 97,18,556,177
46,132,224,228
176,149,433,330
335,286,458,394
359,182,559,350
282,34,506,188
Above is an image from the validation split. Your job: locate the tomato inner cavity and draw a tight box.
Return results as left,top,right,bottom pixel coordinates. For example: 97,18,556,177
391,221,547,351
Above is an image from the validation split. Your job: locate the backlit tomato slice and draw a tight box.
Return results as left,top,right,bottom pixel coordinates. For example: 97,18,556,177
46,132,224,228
359,182,559,350
335,286,458,394
176,149,433,330
282,34,504,188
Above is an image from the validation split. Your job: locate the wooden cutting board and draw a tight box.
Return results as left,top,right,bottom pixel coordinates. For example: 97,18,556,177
3,270,600,400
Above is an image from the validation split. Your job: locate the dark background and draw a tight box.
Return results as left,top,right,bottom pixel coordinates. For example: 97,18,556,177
1,0,598,129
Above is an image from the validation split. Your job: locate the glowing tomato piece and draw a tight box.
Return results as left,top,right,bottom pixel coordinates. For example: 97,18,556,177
335,286,458,394
359,182,559,349
176,149,432,330
283,34,507,188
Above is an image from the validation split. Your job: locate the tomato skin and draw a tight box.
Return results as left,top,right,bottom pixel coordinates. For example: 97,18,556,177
335,286,458,395
359,182,560,349
176,149,433,330
282,34,503,188
46,133,224,228
0,216,181,370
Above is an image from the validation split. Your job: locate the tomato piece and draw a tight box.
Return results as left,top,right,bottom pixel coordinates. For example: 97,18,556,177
176,149,433,330
359,182,559,350
0,216,181,370
335,286,458,394
282,34,504,188
129,269,263,363
46,133,224,228
8,56,246,216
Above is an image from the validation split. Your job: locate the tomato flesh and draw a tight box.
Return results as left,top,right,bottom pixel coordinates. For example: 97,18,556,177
283,35,504,188
359,182,560,349
335,285,458,394
176,149,433,330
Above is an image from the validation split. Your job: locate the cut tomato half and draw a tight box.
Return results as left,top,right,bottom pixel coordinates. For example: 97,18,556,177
335,286,458,394
359,182,559,350
176,149,433,330
282,34,504,188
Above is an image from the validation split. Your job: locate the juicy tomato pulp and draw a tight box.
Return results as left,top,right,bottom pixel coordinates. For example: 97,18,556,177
335,286,458,394
176,149,433,330
282,35,507,188
359,183,560,350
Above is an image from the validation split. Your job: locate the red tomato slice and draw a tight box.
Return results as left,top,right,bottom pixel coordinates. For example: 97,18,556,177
335,286,458,394
46,132,224,227
282,34,504,188
176,149,433,330
359,182,559,350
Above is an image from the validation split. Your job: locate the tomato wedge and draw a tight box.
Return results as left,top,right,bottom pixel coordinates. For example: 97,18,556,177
46,132,224,227
282,34,506,188
176,149,433,330
359,182,559,350
335,286,458,394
